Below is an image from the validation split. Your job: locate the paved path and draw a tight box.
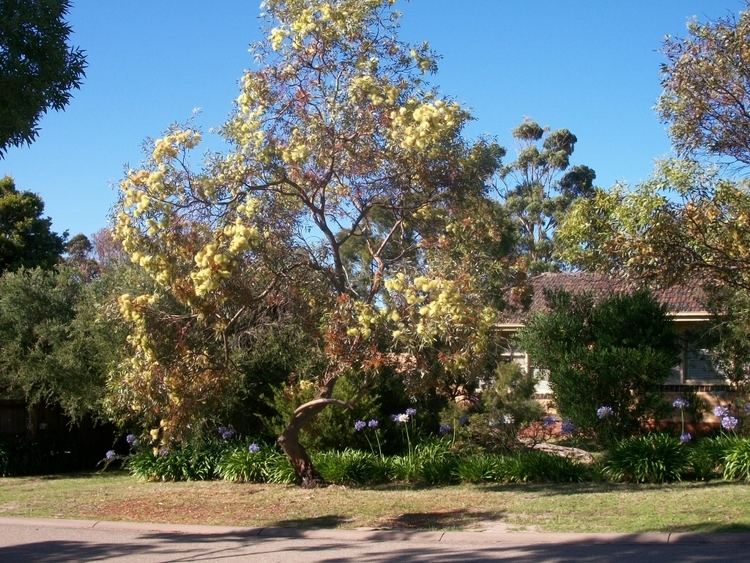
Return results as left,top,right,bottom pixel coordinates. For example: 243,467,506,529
0,517,749,562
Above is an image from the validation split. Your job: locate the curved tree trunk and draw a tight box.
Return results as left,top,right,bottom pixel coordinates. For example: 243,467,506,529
278,397,351,487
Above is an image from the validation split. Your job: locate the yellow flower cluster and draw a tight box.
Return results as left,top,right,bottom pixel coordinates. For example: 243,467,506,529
348,74,399,106
346,302,380,340
389,98,463,152
152,129,202,163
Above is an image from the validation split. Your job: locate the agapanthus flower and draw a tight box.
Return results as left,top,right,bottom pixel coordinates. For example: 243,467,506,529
721,416,739,431
679,432,692,443
744,403,750,413
354,420,367,431
125,433,139,446
458,415,469,426
561,420,576,434
158,447,170,457
248,442,260,454
367,419,379,429
542,416,556,428
502,414,514,425
218,426,236,440
405,407,417,416
713,405,730,418
395,413,410,423
596,406,613,419
439,423,452,434
105,450,117,461
672,398,689,409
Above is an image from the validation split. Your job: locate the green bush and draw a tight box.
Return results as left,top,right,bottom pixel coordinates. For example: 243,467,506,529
603,434,689,483
126,442,227,481
518,290,679,441
217,444,272,483
456,454,504,483
723,438,750,482
499,451,588,483
687,436,733,480
414,440,459,485
313,449,389,485
263,451,296,484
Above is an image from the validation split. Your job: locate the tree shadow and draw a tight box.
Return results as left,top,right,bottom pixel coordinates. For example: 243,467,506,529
374,509,505,530
473,479,745,497
271,514,351,529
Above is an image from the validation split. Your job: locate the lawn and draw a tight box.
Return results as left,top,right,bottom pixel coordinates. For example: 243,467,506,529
1,472,748,533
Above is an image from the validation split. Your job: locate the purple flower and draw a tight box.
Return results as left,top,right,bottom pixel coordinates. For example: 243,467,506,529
596,406,614,419
218,426,236,440
672,398,689,409
354,420,367,431
744,403,750,413
125,433,139,446
713,405,730,418
405,408,417,417
560,420,576,434
721,416,739,431
458,415,469,426
158,447,170,457
248,443,260,454
367,419,379,429
394,413,410,423
679,432,692,443
105,450,117,461
542,416,556,428
439,423,452,434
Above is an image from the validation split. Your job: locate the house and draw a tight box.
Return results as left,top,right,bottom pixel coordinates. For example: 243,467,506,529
497,272,731,419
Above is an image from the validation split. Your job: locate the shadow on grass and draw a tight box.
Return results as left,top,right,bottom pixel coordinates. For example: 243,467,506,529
374,509,505,530
473,479,746,496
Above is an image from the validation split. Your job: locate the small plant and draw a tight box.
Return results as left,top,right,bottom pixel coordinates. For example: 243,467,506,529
687,435,734,481
217,442,270,483
312,449,388,485
263,451,296,484
723,438,750,482
414,440,459,485
456,454,501,483
603,433,689,483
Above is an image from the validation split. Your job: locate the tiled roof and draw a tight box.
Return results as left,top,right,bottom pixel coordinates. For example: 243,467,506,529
501,272,707,324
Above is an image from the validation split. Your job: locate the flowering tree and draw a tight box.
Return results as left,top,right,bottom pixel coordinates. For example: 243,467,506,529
110,0,507,485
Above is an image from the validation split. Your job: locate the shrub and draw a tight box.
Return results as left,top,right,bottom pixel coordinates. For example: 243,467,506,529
498,451,588,483
723,438,750,482
518,290,679,441
313,449,388,485
603,433,689,483
263,451,296,484
414,440,459,485
126,442,226,481
217,443,272,483
456,454,504,483
687,435,733,480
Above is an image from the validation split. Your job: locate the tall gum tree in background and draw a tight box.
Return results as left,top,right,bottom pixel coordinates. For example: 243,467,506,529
0,0,86,155
494,119,595,274
111,0,509,485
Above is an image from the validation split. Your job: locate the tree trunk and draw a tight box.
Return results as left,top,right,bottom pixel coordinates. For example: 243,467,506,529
277,397,351,488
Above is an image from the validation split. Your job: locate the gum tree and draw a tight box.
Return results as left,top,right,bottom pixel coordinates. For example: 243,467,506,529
110,0,505,485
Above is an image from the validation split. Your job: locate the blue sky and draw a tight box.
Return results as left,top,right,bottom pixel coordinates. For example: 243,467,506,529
1,0,744,238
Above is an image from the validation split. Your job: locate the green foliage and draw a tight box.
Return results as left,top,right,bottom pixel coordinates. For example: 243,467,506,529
494,119,596,274
217,443,274,483
385,439,458,484
0,265,124,421
456,451,588,484
460,362,543,453
266,371,380,452
126,442,227,481
687,435,734,481
263,451,296,484
723,438,750,482
0,0,86,154
0,177,66,273
658,7,750,165
603,434,689,484
518,289,678,440
312,449,389,485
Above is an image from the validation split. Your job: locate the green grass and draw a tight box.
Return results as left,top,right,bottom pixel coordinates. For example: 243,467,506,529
0,471,748,533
